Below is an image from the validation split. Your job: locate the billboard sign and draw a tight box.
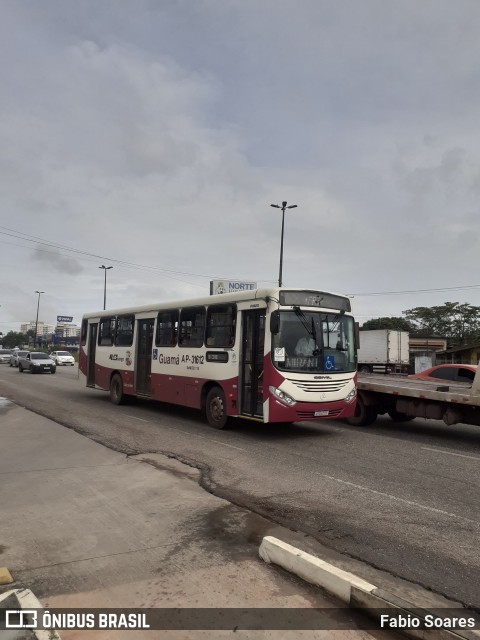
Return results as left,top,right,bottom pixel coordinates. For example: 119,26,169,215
57,316,73,323
210,280,257,295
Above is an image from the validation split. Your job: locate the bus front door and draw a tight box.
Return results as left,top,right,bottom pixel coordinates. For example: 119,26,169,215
136,318,154,396
87,323,97,387
240,310,265,419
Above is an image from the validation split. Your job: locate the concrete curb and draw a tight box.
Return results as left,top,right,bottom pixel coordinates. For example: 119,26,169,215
0,567,13,585
259,536,480,640
0,588,61,639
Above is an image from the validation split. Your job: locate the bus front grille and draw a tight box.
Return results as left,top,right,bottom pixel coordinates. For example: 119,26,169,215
296,408,344,419
290,378,351,393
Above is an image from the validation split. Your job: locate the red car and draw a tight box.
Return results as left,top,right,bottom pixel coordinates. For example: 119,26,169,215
408,364,477,383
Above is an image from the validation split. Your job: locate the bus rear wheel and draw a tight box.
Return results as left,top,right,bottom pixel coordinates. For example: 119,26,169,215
205,387,228,429
110,374,125,405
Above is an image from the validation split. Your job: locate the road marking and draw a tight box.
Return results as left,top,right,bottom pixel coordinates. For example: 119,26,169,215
176,429,246,452
207,438,246,451
422,447,480,462
124,419,247,452
124,414,151,423
0,463,130,475
315,473,480,525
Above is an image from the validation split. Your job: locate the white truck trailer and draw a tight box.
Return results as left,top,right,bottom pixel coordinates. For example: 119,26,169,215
349,368,480,427
357,329,410,374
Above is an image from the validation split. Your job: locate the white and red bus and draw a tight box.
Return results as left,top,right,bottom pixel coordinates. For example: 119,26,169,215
79,288,357,428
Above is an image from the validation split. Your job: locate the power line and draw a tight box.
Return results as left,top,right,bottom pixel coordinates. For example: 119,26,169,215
0,225,275,284
0,226,225,278
0,238,204,288
349,284,480,296
3,224,473,297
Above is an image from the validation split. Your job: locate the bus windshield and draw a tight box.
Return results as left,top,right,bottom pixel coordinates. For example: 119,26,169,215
272,310,356,373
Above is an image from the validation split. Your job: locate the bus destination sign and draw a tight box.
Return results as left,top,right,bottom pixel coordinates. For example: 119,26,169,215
279,291,351,312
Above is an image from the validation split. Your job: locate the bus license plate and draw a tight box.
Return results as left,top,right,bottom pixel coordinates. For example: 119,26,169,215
315,410,329,416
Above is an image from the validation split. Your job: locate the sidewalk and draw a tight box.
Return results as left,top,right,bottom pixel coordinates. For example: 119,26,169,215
0,398,395,639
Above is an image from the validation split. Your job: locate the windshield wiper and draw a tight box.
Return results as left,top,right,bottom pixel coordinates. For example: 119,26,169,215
310,317,320,356
293,306,312,334
293,307,321,356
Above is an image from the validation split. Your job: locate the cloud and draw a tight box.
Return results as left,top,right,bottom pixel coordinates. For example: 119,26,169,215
33,245,84,275
2,1,480,331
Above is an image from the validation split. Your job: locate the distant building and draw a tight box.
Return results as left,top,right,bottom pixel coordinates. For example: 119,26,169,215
408,336,448,373
436,343,480,365
55,323,81,338
21,321,55,336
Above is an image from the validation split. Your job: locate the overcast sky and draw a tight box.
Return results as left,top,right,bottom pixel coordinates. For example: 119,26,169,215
1,0,480,334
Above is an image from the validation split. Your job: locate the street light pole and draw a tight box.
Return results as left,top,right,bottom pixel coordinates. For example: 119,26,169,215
34,291,45,348
99,265,113,310
270,201,298,288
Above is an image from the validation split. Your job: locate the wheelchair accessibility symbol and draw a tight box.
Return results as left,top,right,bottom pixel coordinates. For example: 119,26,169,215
324,355,335,370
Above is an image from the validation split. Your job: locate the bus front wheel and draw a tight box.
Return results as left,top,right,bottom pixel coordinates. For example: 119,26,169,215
110,374,125,405
347,396,378,427
205,387,228,429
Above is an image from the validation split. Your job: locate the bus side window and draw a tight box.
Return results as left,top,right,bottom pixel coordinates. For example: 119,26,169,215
179,307,205,348
81,319,88,346
98,317,115,346
116,315,134,347
156,310,179,347
206,304,236,347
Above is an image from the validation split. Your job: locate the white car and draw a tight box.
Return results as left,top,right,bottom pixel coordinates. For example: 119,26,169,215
50,350,75,366
0,349,13,364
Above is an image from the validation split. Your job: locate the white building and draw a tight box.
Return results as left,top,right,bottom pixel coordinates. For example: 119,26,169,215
55,323,81,338
21,321,55,336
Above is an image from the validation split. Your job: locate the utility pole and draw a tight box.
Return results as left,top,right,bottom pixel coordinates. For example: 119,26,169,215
270,201,298,287
34,291,45,348
99,265,113,310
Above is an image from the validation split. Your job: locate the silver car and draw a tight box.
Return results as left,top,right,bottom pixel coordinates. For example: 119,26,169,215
10,350,29,367
0,349,13,364
18,352,56,374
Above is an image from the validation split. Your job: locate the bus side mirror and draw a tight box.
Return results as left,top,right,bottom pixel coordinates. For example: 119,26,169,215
354,322,360,348
270,311,280,334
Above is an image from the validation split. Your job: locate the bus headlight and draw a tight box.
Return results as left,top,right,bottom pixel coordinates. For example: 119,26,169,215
269,386,297,407
345,387,357,403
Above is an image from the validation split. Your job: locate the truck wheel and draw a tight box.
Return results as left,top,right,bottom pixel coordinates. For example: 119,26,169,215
205,387,228,429
388,409,414,422
358,365,373,373
110,374,125,405
347,396,378,427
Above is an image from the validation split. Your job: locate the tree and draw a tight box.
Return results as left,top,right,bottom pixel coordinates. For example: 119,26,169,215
403,302,480,345
361,317,414,332
1,331,30,349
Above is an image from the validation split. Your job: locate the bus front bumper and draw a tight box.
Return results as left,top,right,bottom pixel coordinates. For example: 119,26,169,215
268,397,356,422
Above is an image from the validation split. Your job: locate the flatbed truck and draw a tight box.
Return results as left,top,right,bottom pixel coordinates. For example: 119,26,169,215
349,369,480,427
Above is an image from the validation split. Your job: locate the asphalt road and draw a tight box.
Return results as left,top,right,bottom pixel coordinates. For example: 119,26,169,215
1,363,479,609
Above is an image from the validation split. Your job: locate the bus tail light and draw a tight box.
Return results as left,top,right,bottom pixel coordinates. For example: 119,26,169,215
269,386,296,407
